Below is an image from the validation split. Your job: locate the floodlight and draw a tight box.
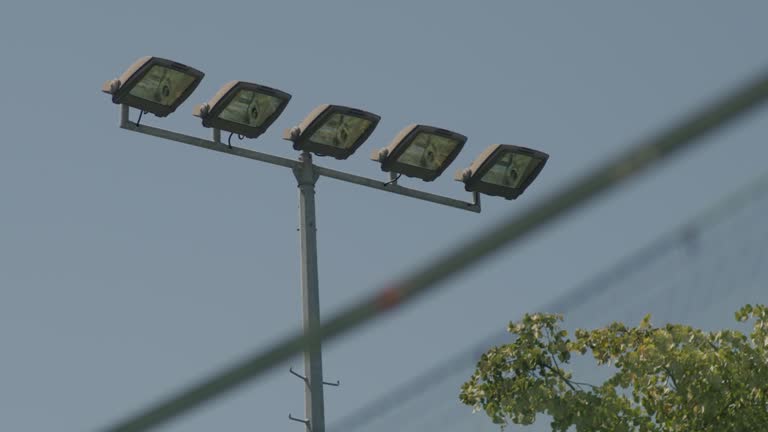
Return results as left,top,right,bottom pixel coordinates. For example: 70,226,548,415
284,105,380,160
371,125,466,182
102,56,204,117
455,144,548,199
193,81,291,139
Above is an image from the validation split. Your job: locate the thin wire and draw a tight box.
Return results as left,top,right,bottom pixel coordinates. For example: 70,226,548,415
101,68,768,432
384,174,402,186
227,132,245,149
135,110,147,128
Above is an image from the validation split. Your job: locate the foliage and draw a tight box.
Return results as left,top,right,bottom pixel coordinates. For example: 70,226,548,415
460,305,768,431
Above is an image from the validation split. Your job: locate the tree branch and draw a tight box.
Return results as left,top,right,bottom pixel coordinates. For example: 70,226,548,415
662,366,679,391
543,328,598,391
541,362,578,391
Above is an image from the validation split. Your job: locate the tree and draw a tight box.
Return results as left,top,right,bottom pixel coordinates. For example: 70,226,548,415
460,304,768,431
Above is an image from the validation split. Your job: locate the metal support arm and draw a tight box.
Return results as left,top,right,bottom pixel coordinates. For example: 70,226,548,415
120,117,300,170
119,106,480,213
312,165,480,212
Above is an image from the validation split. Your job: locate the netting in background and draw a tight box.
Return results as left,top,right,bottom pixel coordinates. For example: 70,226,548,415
331,172,768,432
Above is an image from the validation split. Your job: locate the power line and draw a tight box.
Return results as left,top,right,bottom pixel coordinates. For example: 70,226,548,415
101,68,768,432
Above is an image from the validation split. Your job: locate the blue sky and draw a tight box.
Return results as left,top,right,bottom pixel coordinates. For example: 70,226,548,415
1,2,768,431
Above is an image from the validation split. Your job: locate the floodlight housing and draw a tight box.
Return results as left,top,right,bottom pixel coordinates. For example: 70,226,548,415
371,125,466,182
284,104,380,160
102,56,204,117
192,81,291,139
455,144,548,200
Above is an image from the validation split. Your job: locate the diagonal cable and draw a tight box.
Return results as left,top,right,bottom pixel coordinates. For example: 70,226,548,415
102,68,768,432
328,168,768,432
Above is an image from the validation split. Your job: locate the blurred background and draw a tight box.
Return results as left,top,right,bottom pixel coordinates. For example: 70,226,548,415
0,2,766,431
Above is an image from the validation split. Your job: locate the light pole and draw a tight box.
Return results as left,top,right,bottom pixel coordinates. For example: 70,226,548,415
293,151,324,432
104,56,548,432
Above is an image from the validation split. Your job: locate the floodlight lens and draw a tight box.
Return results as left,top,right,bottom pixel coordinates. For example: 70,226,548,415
128,65,197,107
217,89,284,128
481,151,542,188
309,114,372,150
396,133,461,170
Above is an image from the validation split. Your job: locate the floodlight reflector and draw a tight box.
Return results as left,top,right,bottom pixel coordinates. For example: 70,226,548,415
193,81,291,138
371,125,466,182
102,56,204,117
456,144,548,199
285,105,380,159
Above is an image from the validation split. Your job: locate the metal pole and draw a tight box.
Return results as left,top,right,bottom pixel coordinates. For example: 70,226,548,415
120,104,129,127
293,152,324,432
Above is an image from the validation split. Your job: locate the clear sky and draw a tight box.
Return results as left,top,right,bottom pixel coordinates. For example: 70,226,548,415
1,2,767,431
